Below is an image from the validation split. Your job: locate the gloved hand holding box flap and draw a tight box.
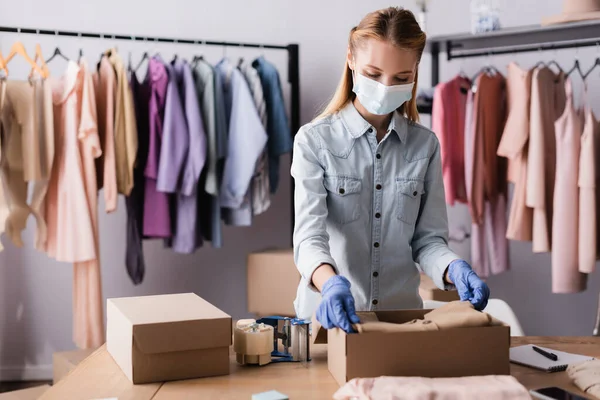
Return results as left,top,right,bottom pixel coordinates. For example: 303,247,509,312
312,301,510,386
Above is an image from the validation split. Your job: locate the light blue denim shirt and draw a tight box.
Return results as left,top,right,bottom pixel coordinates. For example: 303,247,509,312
291,101,459,319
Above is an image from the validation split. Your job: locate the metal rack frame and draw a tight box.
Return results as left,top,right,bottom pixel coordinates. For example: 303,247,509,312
426,20,600,87
0,25,300,244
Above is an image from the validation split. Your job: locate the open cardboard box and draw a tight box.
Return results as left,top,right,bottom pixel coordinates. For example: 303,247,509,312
313,309,511,386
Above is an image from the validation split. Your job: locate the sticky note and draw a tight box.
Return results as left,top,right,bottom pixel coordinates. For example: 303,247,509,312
251,390,289,400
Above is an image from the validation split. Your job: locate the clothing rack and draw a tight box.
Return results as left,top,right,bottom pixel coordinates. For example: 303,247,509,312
425,20,600,87
0,25,300,245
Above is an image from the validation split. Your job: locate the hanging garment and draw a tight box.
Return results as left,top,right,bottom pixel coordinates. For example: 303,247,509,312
126,70,150,285
579,108,598,274
156,57,189,197
72,59,104,349
252,56,292,194
216,59,268,219
497,63,534,242
167,58,207,254
93,55,118,213
192,59,223,248
552,79,587,294
30,79,54,251
526,67,566,253
143,57,171,238
2,79,50,248
44,61,97,262
106,49,137,196
47,60,103,349
221,62,264,226
468,73,509,278
240,60,270,216
431,75,470,206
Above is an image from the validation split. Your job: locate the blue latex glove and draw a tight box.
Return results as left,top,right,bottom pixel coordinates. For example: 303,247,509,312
316,275,360,333
447,260,490,311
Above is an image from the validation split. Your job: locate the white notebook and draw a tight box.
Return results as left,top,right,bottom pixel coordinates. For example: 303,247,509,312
510,345,595,372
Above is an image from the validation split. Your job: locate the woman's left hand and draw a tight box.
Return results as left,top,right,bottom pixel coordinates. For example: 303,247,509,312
446,260,490,311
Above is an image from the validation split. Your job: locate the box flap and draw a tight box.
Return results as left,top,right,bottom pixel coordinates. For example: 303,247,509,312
108,293,230,325
133,318,232,354
311,314,328,344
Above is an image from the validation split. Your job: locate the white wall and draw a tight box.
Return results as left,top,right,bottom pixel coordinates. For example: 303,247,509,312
0,0,599,380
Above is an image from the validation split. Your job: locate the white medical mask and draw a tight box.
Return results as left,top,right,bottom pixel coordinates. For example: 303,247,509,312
352,70,414,115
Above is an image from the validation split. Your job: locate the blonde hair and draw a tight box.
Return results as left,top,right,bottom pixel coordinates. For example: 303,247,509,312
316,7,426,122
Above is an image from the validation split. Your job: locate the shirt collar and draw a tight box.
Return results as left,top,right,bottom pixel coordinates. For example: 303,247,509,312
339,101,407,143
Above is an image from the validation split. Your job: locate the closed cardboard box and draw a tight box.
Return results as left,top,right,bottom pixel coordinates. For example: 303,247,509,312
107,293,232,384
53,348,95,383
247,249,300,317
419,273,460,302
314,309,510,386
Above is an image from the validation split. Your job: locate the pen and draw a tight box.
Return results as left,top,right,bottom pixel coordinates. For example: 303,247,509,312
532,346,558,361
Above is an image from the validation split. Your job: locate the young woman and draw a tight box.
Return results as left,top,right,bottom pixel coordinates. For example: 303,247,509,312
291,7,490,333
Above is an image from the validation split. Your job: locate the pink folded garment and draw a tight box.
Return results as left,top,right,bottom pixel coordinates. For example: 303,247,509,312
333,375,531,400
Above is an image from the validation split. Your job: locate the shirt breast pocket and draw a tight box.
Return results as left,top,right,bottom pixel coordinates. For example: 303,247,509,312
396,179,425,225
323,175,362,225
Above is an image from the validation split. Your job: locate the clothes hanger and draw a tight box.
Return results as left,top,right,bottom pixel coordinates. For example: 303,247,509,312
135,52,150,72
29,43,49,79
5,39,47,78
45,47,70,64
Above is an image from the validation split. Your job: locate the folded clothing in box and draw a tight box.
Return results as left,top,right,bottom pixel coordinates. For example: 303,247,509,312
353,301,504,333
333,375,530,400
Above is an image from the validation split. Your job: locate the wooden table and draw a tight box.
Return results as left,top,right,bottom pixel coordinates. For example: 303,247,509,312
40,337,600,400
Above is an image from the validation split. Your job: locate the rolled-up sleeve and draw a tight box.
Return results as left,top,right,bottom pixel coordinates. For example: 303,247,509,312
291,128,337,289
411,138,460,290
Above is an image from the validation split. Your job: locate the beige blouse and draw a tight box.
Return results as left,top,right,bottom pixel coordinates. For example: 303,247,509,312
497,63,533,242
106,49,138,196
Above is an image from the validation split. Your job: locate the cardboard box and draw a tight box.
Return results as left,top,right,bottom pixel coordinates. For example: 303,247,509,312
247,249,300,317
107,293,232,384
52,348,95,383
0,385,50,400
314,309,510,386
419,273,460,302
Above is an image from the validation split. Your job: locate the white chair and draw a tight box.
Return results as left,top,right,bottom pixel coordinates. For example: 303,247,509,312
422,299,525,336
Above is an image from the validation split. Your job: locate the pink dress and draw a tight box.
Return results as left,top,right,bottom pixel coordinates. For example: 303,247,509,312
551,79,587,293
47,60,104,348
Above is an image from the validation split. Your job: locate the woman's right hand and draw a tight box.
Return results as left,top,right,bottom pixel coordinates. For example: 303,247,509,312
316,275,360,333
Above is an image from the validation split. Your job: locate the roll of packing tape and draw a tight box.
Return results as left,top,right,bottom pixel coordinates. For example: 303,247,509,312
234,319,274,366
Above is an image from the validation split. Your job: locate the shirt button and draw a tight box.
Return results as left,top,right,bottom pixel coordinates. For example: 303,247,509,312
375,212,381,218
374,242,380,248
376,154,381,159
339,188,345,194
368,128,373,133
372,299,378,305
413,191,418,196
376,184,382,190
373,271,379,277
